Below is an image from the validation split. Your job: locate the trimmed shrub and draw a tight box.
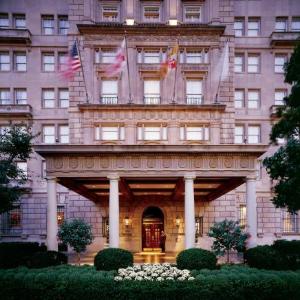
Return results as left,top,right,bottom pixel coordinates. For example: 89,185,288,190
0,242,46,269
1,265,300,300
245,245,284,270
273,240,300,270
176,248,217,270
94,248,133,271
27,251,68,269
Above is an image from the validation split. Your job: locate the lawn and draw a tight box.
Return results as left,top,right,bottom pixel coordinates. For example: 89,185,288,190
1,265,300,300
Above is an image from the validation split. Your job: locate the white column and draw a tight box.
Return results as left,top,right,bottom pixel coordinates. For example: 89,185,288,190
46,177,58,251
108,174,120,248
184,173,196,249
246,177,257,248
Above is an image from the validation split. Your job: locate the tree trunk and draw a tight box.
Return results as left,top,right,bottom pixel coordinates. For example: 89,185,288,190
226,250,230,264
77,252,81,266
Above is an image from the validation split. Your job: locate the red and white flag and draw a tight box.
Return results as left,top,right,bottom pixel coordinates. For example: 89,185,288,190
104,38,126,77
61,41,81,80
159,44,179,79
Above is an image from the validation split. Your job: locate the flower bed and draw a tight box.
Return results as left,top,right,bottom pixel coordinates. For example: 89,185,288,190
114,263,195,281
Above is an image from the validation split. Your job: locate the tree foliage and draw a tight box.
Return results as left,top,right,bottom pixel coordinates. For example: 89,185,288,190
263,44,300,212
58,219,94,264
208,219,248,263
0,126,34,213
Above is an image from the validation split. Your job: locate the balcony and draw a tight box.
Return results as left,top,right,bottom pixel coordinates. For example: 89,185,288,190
0,104,32,118
186,96,203,105
144,96,161,105
181,64,209,74
0,28,31,44
270,31,300,47
100,96,118,105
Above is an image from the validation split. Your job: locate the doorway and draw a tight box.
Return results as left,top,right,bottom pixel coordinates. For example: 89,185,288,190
142,206,164,252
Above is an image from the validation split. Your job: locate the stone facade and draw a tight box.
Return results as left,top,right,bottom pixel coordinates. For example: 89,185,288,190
0,0,300,253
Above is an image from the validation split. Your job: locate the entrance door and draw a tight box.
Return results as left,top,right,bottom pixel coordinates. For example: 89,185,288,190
142,206,164,252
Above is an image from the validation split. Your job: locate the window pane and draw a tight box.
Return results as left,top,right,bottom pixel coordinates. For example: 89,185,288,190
234,19,244,36
15,15,26,28
144,127,161,140
15,89,27,104
235,126,244,143
101,50,116,63
275,18,287,32
186,127,203,140
275,55,287,73
186,51,202,64
248,90,260,108
248,55,259,73
59,89,69,108
184,6,201,22
248,19,260,36
292,17,300,31
248,126,260,143
58,16,69,34
42,16,54,35
0,52,10,71
102,6,119,22
59,126,69,143
0,89,11,104
43,90,55,108
102,80,118,96
0,15,9,28
144,50,160,63
102,127,119,140
275,90,286,105
144,6,160,22
144,80,160,104
235,90,244,108
234,54,244,72
43,54,55,71
43,126,55,143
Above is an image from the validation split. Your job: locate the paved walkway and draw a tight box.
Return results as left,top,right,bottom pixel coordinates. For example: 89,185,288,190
68,251,177,265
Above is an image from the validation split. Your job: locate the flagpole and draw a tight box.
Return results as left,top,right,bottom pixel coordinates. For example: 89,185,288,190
124,33,132,104
75,38,89,103
171,39,179,104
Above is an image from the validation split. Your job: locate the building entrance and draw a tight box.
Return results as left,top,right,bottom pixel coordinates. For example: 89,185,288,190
142,206,164,252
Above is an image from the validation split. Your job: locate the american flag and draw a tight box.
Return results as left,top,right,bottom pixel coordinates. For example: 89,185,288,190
61,41,81,79
104,38,126,77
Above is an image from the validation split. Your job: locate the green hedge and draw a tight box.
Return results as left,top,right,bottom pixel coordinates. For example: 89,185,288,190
2,265,300,300
94,248,133,271
176,248,217,270
27,251,68,268
0,242,46,269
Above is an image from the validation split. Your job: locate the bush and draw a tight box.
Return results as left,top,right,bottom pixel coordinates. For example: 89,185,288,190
273,240,300,270
245,245,285,270
94,248,133,271
0,242,46,269
1,265,300,300
26,251,68,269
176,248,217,270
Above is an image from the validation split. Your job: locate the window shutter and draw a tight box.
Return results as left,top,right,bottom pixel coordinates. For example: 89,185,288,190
180,126,185,140
137,127,143,140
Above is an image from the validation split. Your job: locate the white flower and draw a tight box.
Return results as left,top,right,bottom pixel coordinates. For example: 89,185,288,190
114,276,123,281
124,276,132,280
188,277,195,281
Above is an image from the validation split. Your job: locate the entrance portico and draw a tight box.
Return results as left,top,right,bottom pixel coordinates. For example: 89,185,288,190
36,144,265,253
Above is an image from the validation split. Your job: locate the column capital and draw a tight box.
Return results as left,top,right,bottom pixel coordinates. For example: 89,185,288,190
46,176,57,182
107,173,120,180
246,175,257,181
184,173,196,180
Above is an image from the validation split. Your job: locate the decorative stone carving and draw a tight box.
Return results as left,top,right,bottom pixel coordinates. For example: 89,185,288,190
224,157,233,168
240,157,249,168
209,158,218,168
69,157,78,169
54,159,63,169
131,157,141,168
85,157,94,169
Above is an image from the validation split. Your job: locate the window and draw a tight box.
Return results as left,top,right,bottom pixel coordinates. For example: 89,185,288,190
248,90,260,109
14,14,26,29
143,6,160,22
102,6,119,22
274,54,287,73
17,161,27,178
15,89,27,105
248,18,260,36
0,52,10,71
42,160,47,179
275,17,288,32
238,204,247,228
234,89,244,108
291,17,300,32
59,89,69,108
282,210,299,233
0,204,21,236
42,15,54,35
57,205,65,226
186,80,202,105
43,125,55,143
235,126,244,144
95,126,125,141
58,15,68,35
186,51,202,64
42,89,55,108
98,49,116,63
0,14,9,28
101,80,118,104
137,125,167,141
247,54,260,73
234,18,244,37
42,53,55,72
275,89,287,105
248,125,260,144
234,53,244,73
59,125,69,144
14,52,26,71
58,52,67,71
144,80,160,104
180,125,209,141
144,50,160,63
0,89,11,105
184,6,201,23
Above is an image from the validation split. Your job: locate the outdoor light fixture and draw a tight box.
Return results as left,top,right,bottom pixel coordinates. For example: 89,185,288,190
126,19,135,25
124,216,130,226
169,19,178,26
175,216,180,227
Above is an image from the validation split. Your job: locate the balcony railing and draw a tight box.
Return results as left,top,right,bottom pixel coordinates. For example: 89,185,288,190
186,96,203,105
144,96,161,105
270,31,300,46
0,28,31,44
0,104,32,117
100,96,118,105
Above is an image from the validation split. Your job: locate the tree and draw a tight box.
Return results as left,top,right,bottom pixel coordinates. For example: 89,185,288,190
58,219,94,264
208,219,248,263
263,44,300,213
0,126,34,213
